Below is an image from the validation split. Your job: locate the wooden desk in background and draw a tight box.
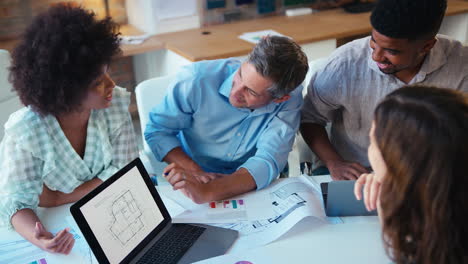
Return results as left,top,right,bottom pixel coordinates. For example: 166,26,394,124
120,0,468,83
1,0,467,61
1,0,467,82
120,0,468,62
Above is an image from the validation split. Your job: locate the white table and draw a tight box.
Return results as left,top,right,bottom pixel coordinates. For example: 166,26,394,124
197,218,387,264
195,175,389,263
0,176,390,264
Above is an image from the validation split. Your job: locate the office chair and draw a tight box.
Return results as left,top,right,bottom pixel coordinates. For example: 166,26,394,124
135,74,176,184
0,50,22,141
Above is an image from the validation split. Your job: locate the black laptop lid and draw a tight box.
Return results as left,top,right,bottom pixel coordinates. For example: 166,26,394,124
70,158,172,264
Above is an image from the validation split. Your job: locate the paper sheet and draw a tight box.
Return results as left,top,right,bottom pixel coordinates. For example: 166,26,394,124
0,217,99,264
0,216,99,264
0,238,48,264
45,216,98,264
160,192,187,217
162,185,274,223
120,34,152,45
207,175,339,251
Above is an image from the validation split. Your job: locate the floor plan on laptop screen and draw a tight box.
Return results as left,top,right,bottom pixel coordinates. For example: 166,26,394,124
80,167,164,264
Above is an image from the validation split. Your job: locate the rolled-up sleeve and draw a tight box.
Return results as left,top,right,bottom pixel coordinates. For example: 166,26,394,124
301,59,345,126
0,135,43,229
240,87,303,189
144,70,197,161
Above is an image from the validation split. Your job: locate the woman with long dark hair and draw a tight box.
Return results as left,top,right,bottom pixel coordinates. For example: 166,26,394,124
355,85,468,264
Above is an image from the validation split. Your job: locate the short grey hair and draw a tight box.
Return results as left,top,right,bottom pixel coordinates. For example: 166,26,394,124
247,36,308,99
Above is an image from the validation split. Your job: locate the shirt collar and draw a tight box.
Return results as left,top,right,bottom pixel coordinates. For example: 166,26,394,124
219,71,235,99
418,37,446,76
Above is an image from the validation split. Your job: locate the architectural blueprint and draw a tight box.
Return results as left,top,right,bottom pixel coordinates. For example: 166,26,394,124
210,175,342,252
109,190,144,245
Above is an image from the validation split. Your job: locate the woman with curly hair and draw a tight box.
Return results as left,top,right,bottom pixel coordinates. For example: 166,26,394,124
355,85,468,264
0,4,138,254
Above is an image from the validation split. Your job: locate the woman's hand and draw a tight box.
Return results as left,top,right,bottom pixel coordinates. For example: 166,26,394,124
34,222,75,254
354,173,382,211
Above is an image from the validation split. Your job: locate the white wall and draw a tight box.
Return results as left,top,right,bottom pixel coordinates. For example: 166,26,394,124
0,50,22,140
439,13,468,44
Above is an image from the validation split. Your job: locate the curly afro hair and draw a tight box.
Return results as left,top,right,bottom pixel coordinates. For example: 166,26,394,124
370,0,447,40
9,4,121,116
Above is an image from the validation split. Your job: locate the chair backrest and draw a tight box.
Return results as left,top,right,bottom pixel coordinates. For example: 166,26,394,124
302,57,328,95
135,74,176,154
0,50,22,140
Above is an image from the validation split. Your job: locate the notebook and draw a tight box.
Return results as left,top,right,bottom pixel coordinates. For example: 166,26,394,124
70,158,238,264
320,180,378,217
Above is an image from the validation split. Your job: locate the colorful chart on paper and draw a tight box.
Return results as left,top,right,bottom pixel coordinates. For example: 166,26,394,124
209,199,245,209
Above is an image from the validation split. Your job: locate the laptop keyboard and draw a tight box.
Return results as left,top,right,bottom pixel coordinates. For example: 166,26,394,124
136,224,206,264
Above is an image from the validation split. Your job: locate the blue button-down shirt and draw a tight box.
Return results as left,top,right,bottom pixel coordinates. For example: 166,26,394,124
145,59,303,189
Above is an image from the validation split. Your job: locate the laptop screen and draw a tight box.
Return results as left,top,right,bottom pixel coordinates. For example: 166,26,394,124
79,165,165,264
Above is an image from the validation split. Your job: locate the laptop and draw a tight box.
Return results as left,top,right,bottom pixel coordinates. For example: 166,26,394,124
320,180,377,217
70,158,238,264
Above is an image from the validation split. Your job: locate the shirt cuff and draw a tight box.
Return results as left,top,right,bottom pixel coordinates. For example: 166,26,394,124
0,200,39,230
147,136,182,162
240,158,277,190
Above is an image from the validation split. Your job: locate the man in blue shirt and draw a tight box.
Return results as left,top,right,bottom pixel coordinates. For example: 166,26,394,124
145,36,308,204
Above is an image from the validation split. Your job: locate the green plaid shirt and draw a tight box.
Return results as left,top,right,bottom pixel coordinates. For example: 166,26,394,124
0,87,138,229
